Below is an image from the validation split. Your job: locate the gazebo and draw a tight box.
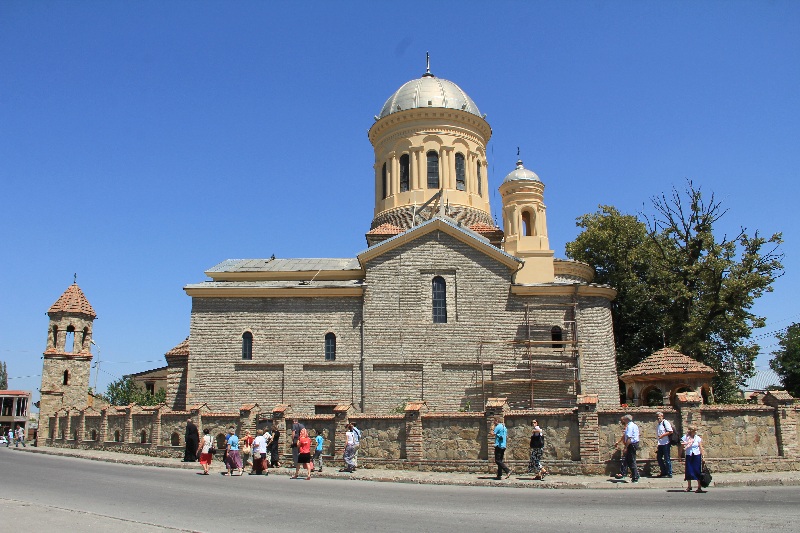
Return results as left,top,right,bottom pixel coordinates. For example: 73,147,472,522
620,347,716,407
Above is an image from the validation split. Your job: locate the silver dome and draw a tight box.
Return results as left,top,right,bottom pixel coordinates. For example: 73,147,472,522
503,159,540,183
378,74,482,119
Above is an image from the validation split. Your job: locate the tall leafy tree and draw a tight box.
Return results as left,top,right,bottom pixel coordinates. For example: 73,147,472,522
566,182,783,402
100,376,166,406
770,323,800,397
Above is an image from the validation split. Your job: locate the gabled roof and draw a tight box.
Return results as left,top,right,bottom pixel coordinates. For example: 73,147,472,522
165,337,189,357
48,283,96,318
205,258,362,281
620,347,716,380
357,216,522,270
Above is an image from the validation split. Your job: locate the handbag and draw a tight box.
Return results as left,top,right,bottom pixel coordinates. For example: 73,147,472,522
253,451,262,460
700,460,712,488
242,444,252,455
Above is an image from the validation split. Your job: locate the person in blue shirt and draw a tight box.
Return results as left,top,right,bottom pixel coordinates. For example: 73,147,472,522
313,429,325,472
492,417,512,480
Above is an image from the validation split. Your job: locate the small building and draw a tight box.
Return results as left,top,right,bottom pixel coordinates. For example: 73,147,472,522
127,366,168,396
620,347,716,406
0,390,32,438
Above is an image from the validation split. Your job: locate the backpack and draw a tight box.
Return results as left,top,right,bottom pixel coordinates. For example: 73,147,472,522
666,421,681,446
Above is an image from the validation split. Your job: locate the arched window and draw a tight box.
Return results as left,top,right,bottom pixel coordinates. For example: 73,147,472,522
81,327,89,351
65,325,75,353
455,153,466,191
242,331,253,360
399,154,410,192
432,276,447,324
62,370,70,385
551,326,563,349
477,161,483,196
325,332,336,361
522,211,533,237
52,325,58,350
381,162,387,199
427,151,439,189
171,432,181,446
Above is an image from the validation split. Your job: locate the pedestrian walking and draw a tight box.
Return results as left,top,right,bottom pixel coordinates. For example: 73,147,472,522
292,428,313,480
268,424,281,468
614,414,640,483
291,418,305,469
313,429,324,472
527,419,548,479
15,425,26,447
655,412,674,478
341,423,356,473
197,428,213,475
224,427,243,476
351,421,362,470
183,418,199,462
251,429,268,475
682,425,707,493
492,417,512,480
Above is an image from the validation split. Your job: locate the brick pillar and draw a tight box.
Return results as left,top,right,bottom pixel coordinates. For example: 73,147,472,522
99,408,108,443
333,404,351,461
123,407,133,443
151,407,162,448
51,415,60,441
675,392,702,435
77,409,86,445
762,391,798,458
404,401,426,463
63,409,72,442
577,394,600,464
485,398,509,473
272,405,289,458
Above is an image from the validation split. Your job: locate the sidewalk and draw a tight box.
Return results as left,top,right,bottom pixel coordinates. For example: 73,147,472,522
9,446,800,489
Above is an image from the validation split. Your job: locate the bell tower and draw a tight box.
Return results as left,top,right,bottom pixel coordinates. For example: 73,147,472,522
39,281,96,440
499,155,555,283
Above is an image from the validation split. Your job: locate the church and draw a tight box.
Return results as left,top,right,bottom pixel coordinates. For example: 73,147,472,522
40,61,621,424
174,61,620,415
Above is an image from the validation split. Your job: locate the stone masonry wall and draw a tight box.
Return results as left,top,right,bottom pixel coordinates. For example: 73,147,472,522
46,399,800,474
188,297,362,413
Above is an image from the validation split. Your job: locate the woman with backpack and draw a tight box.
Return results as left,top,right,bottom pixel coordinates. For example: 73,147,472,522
527,419,548,480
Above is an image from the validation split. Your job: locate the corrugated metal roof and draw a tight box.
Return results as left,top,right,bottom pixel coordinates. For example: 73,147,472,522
743,368,782,392
206,258,360,273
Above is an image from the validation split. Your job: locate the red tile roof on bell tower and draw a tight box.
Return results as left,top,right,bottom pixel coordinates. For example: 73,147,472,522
48,283,97,318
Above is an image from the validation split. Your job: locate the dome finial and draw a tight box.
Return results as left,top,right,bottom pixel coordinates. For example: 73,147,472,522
517,147,523,168
423,51,434,77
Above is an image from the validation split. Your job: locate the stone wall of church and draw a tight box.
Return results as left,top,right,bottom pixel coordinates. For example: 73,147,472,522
188,297,363,412
361,230,619,413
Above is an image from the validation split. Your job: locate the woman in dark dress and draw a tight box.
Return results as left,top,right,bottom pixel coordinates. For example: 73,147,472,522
268,424,281,467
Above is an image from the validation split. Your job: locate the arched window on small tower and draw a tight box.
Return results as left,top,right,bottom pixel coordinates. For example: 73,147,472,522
399,154,410,192
432,276,447,324
455,153,466,191
242,331,253,360
62,370,70,385
551,326,563,349
382,162,387,199
427,151,440,189
51,325,58,350
522,211,534,237
477,161,483,196
324,332,336,361
65,325,75,353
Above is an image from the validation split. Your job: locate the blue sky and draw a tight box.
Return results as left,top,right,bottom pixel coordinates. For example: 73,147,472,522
2,1,798,406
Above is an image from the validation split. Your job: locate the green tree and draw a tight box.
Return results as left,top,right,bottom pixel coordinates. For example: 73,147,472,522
770,323,800,397
100,376,166,406
0,361,7,389
566,182,783,402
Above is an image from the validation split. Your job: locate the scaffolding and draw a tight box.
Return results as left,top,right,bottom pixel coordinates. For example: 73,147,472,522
477,302,581,409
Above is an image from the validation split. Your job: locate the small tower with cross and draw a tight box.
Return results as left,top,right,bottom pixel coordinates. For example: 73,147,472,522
39,279,97,440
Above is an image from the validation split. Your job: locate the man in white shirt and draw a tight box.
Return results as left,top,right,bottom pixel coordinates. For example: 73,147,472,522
615,414,640,483
655,412,673,478
252,429,268,475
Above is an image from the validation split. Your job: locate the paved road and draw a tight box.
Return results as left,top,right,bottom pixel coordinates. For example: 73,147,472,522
1,450,799,532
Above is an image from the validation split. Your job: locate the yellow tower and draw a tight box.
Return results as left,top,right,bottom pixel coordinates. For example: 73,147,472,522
367,56,497,240
499,156,555,283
